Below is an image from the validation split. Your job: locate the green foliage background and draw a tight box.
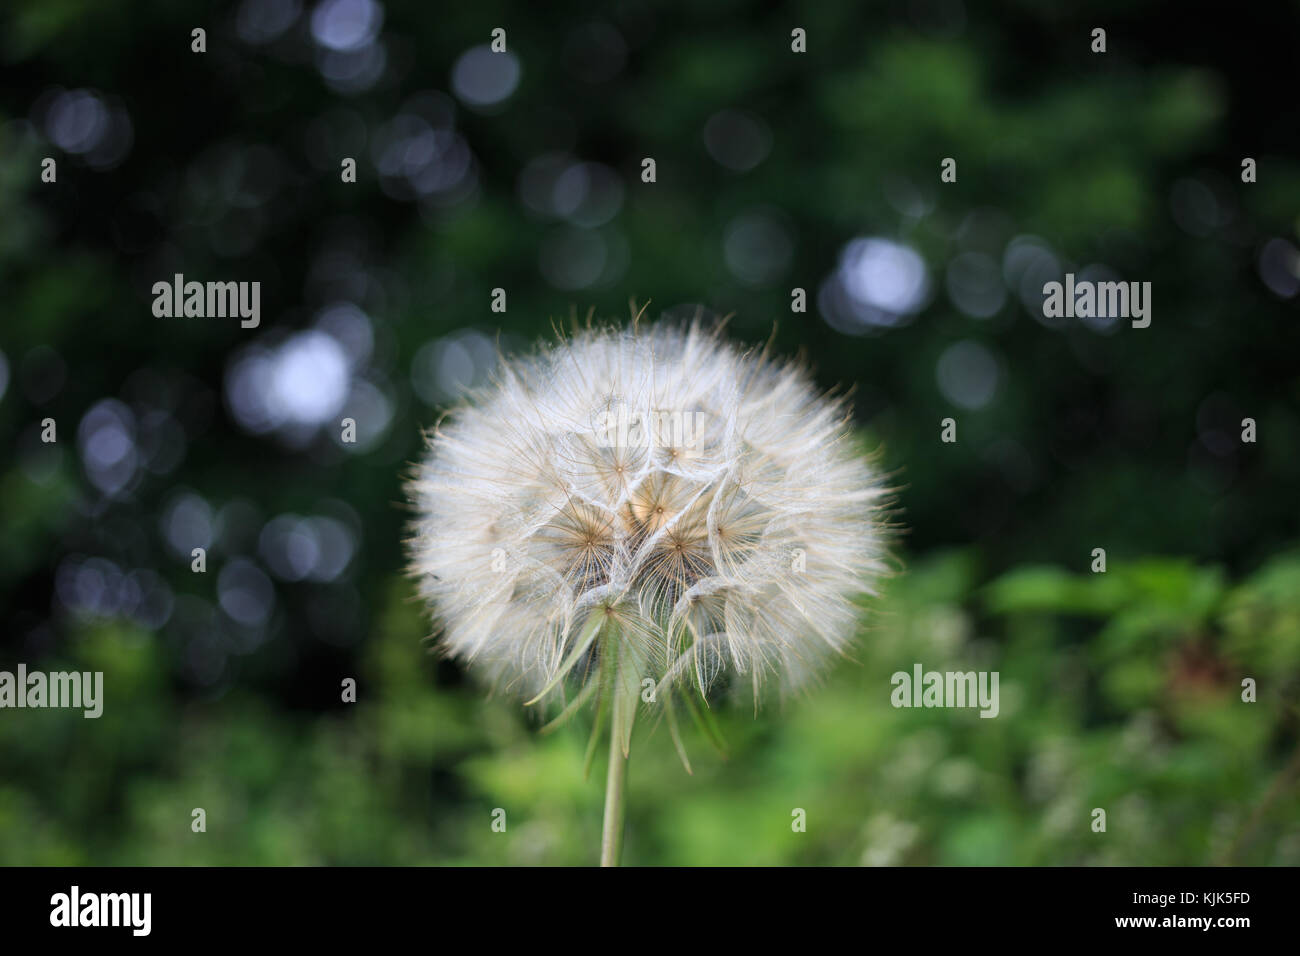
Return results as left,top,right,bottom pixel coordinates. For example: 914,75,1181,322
1,0,1297,864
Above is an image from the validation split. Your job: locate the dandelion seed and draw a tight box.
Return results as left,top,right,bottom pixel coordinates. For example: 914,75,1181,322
407,318,889,863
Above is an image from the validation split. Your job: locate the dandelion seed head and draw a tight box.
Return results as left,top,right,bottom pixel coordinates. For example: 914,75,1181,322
408,320,889,706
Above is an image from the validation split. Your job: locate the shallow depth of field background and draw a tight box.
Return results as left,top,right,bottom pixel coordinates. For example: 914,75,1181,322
2,0,1298,865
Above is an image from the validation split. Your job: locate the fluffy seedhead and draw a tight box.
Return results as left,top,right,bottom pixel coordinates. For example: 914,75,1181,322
408,320,889,720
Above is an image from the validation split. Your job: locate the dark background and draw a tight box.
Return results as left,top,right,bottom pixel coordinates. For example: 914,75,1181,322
1,0,1297,864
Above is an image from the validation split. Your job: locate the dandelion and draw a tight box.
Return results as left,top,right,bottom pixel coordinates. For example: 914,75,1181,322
408,318,889,864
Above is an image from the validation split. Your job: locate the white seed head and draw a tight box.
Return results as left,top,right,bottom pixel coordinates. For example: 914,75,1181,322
408,321,889,709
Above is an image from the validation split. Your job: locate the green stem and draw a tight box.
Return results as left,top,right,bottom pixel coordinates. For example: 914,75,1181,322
600,707,627,866
598,618,638,866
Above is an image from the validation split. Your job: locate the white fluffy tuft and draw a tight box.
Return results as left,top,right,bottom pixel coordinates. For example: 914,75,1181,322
408,321,889,708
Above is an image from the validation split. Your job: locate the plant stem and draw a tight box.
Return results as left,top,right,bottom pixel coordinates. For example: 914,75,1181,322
598,621,637,866
600,709,628,866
